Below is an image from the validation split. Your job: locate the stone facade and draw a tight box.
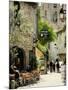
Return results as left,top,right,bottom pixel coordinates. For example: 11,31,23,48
9,1,38,66
40,3,66,62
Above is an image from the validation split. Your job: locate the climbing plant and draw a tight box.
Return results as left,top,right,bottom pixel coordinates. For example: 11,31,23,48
36,8,57,53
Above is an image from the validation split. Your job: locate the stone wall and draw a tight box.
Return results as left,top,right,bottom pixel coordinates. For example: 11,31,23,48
39,3,66,61
9,1,37,66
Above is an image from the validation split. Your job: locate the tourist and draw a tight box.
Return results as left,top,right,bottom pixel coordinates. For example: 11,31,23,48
56,59,60,73
53,62,55,72
50,61,53,73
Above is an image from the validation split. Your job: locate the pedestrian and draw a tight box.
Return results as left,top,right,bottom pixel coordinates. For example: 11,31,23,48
53,62,55,72
47,62,49,71
50,61,53,73
56,59,60,73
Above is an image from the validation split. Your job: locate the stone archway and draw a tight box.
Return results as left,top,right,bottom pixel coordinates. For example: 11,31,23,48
9,46,26,71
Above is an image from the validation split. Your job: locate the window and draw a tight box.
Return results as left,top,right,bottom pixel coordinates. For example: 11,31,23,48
53,11,57,23
48,4,49,8
53,4,57,8
45,10,47,18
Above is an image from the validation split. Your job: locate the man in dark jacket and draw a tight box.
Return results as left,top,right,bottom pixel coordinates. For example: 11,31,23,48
53,62,55,72
50,61,53,73
56,59,60,73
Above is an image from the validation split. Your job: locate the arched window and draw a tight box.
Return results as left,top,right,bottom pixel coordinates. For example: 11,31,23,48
53,11,57,23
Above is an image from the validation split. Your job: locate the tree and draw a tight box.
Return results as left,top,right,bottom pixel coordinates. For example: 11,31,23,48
37,19,57,53
36,8,57,74
38,21,57,44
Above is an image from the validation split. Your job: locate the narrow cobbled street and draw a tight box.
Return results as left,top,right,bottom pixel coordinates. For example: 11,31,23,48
18,71,64,89
9,2,66,89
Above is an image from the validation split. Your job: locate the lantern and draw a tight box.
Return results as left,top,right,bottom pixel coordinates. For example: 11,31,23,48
60,7,64,22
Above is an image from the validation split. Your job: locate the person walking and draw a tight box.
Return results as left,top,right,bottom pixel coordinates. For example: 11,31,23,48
56,59,60,73
50,61,53,73
53,62,55,72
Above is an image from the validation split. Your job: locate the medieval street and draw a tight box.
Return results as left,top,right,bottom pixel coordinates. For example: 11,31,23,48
9,1,66,89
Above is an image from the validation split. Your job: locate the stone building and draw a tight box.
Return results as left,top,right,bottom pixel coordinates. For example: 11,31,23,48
39,3,66,62
9,1,38,67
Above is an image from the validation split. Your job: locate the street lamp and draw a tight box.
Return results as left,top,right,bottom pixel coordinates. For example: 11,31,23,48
40,29,49,39
60,7,64,21
40,33,44,37
59,5,66,22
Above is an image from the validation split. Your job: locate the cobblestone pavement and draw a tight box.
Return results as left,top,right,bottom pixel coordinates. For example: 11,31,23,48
18,71,65,89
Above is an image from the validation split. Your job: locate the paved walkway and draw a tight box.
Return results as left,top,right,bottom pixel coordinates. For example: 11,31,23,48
18,71,64,89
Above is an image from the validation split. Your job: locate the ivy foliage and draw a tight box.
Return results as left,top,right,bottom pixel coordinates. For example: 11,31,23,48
36,9,57,53
38,20,57,44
